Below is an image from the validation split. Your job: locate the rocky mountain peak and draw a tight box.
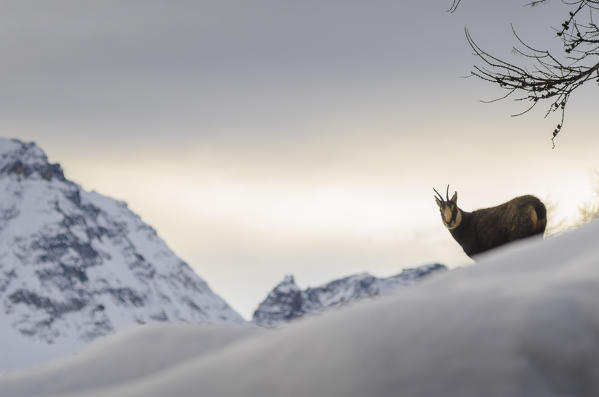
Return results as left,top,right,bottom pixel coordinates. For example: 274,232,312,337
253,263,446,327
0,138,64,181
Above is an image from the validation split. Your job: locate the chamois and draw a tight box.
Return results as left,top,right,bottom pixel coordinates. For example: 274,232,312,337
434,185,547,258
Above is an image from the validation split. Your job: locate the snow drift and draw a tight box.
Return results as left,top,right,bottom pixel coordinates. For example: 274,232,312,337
3,218,599,396
0,323,259,397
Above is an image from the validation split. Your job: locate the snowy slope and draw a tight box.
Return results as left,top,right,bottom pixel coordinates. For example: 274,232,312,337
253,263,446,327
3,218,599,397
0,138,244,372
0,323,259,397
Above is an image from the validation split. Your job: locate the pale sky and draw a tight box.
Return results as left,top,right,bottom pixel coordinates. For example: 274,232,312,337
1,0,598,318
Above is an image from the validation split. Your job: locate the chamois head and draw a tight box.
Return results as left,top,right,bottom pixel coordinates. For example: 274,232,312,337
434,185,462,230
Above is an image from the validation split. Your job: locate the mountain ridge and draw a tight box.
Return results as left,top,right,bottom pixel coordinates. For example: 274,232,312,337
253,263,446,327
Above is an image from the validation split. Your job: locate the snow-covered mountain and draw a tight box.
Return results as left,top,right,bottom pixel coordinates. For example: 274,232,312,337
0,138,244,371
253,263,446,327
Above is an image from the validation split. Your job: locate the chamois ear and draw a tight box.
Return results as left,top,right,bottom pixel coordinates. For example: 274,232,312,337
450,191,458,204
435,196,442,207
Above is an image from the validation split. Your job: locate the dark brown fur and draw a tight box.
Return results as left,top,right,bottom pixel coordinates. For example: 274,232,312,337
436,191,547,258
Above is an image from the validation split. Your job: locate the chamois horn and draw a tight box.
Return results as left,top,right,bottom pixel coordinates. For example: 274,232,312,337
433,187,444,202
446,184,450,201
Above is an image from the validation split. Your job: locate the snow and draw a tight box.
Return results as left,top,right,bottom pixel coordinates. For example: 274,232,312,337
0,323,258,397
3,218,599,396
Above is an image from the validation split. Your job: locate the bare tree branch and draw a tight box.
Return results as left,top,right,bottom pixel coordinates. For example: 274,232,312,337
453,0,599,146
